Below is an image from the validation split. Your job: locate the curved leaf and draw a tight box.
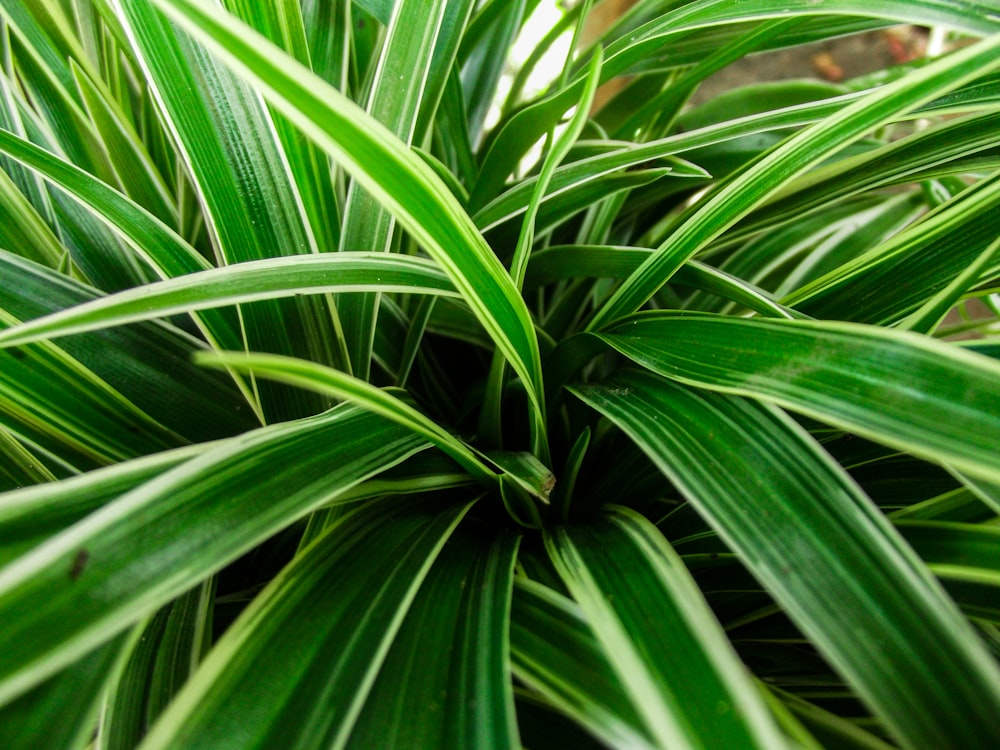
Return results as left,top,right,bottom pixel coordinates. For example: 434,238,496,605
587,33,1000,329
0,253,458,349
150,0,546,428
0,634,133,750
546,506,789,750
338,0,455,378
0,403,427,705
510,578,656,750
602,312,1000,483
571,369,1000,749
195,350,495,485
113,0,343,418
346,525,520,750
139,493,473,750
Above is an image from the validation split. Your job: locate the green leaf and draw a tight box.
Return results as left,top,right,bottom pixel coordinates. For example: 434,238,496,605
571,369,1000,749
0,125,239,354
113,0,344,418
0,253,458,349
901,234,1000,335
729,110,1000,254
510,578,656,750
0,0,113,181
473,152,706,235
952,471,1000,517
138,493,473,749
352,0,393,26
221,0,340,252
151,0,546,432
587,33,1000,329
70,62,178,229
0,443,210,567
473,1,1000,207
896,520,1000,619
338,0,455,379
0,125,240,350
98,582,214,749
195,350,495,485
0,428,57,493
0,313,182,469
488,170,678,261
691,193,923,313
0,127,208,278
602,312,1000,483
346,525,520,749
525,246,797,320
0,67,152,292
0,633,133,750
0,403,427,705
479,47,602,455
459,0,527,145
788,168,1000,325
0,157,70,271
0,250,253,443
546,506,789,750
612,17,804,140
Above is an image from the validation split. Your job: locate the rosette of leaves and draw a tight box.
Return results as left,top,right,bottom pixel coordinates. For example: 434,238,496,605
1,1,1000,748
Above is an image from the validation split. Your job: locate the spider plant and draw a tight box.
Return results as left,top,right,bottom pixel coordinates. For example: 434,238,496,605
2,0,1000,747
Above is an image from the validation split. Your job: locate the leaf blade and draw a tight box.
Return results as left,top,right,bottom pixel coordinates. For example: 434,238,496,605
0,403,428,704
546,507,789,750
571,369,1000,749
151,0,546,428
139,493,474,750
602,313,1000,483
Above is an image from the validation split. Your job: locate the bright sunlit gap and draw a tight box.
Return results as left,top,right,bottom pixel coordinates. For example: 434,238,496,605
485,0,575,176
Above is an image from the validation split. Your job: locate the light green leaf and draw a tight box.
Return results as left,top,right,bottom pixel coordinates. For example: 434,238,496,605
473,151,706,235
139,493,473,750
729,111,1000,253
588,33,1000,329
0,0,112,180
546,506,789,750
150,0,546,438
571,369,1000,749
459,0,527,145
0,428,57,493
479,47,601,455
0,127,207,278
902,234,1000,334
0,403,428,705
346,525,520,750
602,312,1000,483
0,158,70,270
0,253,458,349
